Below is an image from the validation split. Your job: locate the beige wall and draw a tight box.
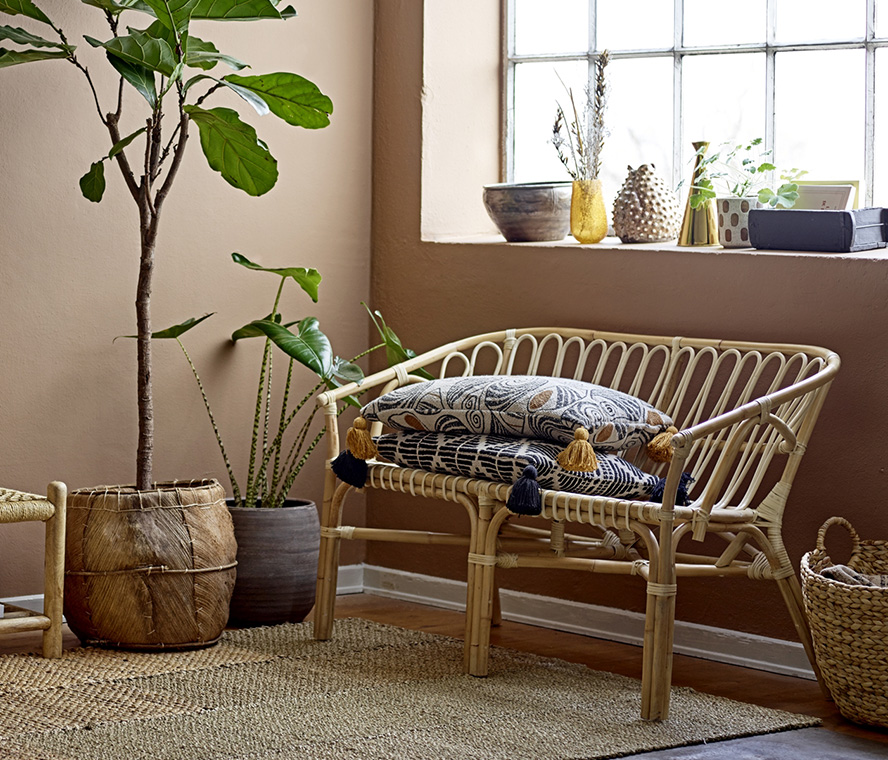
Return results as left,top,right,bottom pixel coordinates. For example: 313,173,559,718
370,0,888,641
0,1,373,595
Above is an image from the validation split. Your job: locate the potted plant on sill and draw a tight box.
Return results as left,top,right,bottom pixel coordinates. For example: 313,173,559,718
1,0,333,648
156,254,422,627
685,138,806,248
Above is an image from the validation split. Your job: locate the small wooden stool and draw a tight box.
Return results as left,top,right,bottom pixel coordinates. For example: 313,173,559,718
0,482,67,657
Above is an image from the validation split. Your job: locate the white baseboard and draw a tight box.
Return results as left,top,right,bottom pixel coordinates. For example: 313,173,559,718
352,564,816,681
0,594,44,615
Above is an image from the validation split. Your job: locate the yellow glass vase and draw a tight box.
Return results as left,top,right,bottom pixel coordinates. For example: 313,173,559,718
570,179,608,244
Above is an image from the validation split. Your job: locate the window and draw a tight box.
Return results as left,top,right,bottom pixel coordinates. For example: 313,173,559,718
506,0,888,207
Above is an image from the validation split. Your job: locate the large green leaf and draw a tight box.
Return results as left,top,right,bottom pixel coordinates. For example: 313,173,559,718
136,20,241,71
224,72,332,129
79,161,106,203
249,316,333,379
86,30,177,77
332,357,364,385
184,73,267,114
116,313,215,340
231,252,321,302
0,25,70,49
0,0,51,25
109,126,147,158
231,313,297,341
0,46,68,67
183,34,246,70
81,0,153,13
151,313,214,339
184,105,278,195
190,0,292,21
107,52,157,106
364,303,434,380
141,0,197,33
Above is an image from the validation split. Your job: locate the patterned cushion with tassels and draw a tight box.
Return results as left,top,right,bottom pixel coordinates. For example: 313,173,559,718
374,431,660,501
361,375,672,453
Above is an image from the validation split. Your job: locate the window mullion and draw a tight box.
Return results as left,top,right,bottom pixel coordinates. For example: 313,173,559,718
503,0,516,182
673,0,683,191
765,0,776,157
865,0,876,206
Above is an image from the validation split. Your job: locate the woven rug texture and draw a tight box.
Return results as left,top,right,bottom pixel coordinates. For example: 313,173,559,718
0,618,818,760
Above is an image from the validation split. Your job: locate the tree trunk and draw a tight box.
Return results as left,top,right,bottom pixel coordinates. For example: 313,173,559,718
136,216,156,491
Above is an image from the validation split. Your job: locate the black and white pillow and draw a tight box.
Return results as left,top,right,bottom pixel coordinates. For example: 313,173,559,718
374,431,659,501
361,375,672,452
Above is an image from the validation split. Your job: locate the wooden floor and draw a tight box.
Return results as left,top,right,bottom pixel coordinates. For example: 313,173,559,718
2,592,887,748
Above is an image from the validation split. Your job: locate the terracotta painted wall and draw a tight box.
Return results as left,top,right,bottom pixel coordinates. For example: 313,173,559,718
370,0,888,641
0,1,373,596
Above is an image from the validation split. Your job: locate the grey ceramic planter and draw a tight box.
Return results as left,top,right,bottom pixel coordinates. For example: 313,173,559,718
227,499,320,627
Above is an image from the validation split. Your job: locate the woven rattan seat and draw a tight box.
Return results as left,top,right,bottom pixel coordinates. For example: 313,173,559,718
0,483,67,657
311,327,839,721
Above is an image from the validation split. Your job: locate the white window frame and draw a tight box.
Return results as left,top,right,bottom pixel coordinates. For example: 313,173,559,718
504,0,887,205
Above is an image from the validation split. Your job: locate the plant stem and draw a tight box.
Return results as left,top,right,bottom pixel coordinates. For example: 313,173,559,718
176,338,241,502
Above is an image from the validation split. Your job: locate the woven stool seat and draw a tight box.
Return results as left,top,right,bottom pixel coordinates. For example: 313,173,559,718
0,482,67,657
0,489,55,523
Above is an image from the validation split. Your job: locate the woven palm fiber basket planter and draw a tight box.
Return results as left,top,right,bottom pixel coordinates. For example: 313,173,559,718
64,479,237,650
801,516,888,727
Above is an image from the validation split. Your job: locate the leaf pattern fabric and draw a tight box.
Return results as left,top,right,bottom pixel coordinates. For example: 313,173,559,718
361,375,671,452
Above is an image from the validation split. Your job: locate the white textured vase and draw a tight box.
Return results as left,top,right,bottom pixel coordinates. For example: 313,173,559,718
717,197,759,248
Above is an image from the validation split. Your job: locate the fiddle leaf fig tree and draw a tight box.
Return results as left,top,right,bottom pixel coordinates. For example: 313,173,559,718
0,0,332,490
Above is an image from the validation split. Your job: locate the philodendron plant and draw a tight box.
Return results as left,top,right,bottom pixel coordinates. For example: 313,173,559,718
686,138,806,209
151,253,429,509
0,0,332,490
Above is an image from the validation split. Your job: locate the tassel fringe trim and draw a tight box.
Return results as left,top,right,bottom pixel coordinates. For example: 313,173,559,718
647,426,678,463
556,427,599,472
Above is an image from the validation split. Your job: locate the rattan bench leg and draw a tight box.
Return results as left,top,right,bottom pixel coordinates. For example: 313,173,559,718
468,499,508,677
314,472,344,641
642,590,677,721
41,481,66,659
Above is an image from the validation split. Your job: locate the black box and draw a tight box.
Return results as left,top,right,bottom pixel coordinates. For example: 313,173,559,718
748,207,887,253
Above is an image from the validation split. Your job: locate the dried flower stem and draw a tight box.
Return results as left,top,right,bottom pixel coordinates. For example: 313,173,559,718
552,50,610,181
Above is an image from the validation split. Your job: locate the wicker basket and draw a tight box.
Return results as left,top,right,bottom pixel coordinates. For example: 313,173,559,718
801,516,888,727
64,479,237,650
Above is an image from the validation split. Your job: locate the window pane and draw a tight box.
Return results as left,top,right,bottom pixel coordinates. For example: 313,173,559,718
603,57,674,198
774,0,866,43
875,49,888,206
513,60,588,183
684,0,766,46
597,0,673,50
681,53,766,170
775,50,864,182
877,0,888,38
514,0,589,55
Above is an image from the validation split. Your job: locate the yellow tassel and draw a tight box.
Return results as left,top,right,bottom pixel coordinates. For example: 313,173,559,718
346,416,378,460
556,427,599,472
647,426,678,463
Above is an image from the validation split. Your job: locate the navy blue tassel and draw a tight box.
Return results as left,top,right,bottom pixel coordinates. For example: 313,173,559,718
331,450,368,489
507,465,543,516
650,472,695,506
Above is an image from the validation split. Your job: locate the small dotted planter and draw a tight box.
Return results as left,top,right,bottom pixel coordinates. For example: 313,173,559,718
716,197,759,248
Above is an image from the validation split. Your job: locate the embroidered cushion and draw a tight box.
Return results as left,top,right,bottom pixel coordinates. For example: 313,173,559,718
361,375,672,452
374,431,659,501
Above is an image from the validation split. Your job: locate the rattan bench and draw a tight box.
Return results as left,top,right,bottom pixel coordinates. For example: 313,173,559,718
0,482,67,657
312,328,839,720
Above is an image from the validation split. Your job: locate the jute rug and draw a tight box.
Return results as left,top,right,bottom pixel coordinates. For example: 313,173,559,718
0,618,818,760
